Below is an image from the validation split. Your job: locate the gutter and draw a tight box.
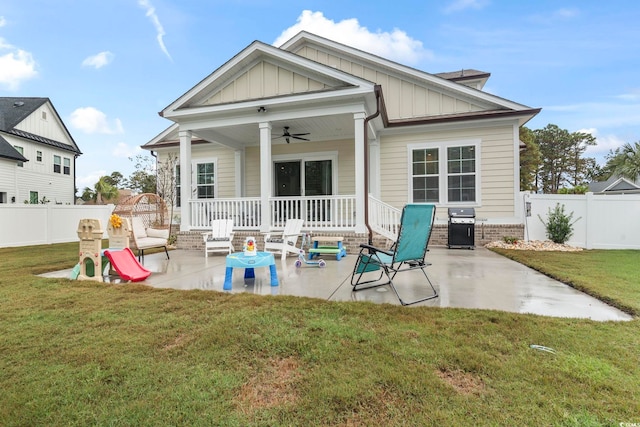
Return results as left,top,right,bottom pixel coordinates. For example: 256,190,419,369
363,85,382,245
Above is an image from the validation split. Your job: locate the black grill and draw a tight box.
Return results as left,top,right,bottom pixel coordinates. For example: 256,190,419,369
448,208,475,249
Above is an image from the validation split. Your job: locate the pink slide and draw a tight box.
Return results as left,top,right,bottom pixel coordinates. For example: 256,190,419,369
104,248,151,282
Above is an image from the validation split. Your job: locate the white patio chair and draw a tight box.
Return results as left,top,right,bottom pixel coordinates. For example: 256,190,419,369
264,218,304,260
202,219,235,257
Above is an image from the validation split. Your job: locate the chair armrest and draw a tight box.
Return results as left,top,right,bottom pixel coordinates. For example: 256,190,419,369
147,228,169,239
359,243,394,257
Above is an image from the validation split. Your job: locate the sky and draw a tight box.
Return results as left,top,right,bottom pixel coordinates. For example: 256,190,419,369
1,0,639,191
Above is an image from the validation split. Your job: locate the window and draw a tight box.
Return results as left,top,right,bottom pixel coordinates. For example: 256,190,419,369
447,146,476,202
0,192,6,204
53,155,61,173
175,164,181,207
195,162,215,198
36,151,43,162
14,146,24,167
412,148,439,202
63,157,71,175
409,141,479,205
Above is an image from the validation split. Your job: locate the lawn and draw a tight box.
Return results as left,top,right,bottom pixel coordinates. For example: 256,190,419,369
1,243,639,426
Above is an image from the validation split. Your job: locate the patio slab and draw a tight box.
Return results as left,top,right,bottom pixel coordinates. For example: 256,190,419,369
41,247,632,321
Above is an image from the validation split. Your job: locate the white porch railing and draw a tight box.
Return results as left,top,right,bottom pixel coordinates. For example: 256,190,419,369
368,196,401,241
188,195,357,231
269,195,356,230
190,198,261,229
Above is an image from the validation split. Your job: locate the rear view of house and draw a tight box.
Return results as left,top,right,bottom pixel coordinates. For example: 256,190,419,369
142,31,540,247
0,97,81,205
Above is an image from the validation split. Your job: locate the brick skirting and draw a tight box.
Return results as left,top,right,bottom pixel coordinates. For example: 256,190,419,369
176,224,524,253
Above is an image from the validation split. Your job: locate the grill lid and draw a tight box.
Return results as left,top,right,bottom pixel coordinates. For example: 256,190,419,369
448,207,475,218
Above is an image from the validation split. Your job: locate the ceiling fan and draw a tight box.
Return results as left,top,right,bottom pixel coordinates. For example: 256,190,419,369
273,126,310,144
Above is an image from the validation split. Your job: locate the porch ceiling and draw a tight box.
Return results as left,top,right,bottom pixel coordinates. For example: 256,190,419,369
192,114,356,148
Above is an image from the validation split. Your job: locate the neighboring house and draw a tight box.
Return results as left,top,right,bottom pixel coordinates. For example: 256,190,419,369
588,176,640,194
142,31,540,246
0,97,81,205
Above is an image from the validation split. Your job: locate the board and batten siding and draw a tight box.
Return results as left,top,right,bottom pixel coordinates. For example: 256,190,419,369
14,103,75,145
379,124,517,220
293,46,487,120
205,62,330,106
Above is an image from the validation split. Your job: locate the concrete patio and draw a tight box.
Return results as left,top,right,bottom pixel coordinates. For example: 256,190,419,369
43,246,632,322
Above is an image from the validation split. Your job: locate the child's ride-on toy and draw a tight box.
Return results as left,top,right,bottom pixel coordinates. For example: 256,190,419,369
295,233,326,268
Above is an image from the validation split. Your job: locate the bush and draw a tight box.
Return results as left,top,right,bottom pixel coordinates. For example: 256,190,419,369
538,203,578,244
502,236,519,244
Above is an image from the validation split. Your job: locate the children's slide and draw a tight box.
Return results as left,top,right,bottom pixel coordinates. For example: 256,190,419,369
104,248,151,282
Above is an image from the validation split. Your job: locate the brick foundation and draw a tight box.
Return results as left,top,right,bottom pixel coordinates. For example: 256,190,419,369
176,224,524,253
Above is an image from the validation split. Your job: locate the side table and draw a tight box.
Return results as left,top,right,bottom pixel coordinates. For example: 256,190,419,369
223,251,279,290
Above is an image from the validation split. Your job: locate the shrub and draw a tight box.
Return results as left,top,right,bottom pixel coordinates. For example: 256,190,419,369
538,203,579,244
502,236,519,244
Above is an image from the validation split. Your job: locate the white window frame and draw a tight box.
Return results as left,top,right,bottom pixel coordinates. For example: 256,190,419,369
36,151,43,162
191,158,217,199
53,155,61,173
63,157,71,175
272,151,338,197
14,145,24,167
408,139,481,206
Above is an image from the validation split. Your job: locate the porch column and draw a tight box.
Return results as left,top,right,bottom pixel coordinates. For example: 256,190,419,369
354,112,367,233
259,122,272,233
234,149,244,197
179,130,192,232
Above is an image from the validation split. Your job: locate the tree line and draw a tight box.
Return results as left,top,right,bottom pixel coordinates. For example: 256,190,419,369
520,124,639,194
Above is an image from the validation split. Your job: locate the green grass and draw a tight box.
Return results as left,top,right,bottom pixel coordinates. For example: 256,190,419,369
1,243,639,426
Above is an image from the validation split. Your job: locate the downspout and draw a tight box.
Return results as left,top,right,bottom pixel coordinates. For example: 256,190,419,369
363,85,382,245
151,151,158,193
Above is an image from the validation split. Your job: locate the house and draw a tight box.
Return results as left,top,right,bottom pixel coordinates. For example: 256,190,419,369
0,97,81,204
588,176,640,194
142,31,540,248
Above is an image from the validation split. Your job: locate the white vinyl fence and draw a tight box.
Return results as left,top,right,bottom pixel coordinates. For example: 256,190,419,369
522,192,640,249
0,204,114,248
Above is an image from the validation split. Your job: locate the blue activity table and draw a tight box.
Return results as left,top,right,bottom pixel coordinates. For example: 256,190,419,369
223,251,279,290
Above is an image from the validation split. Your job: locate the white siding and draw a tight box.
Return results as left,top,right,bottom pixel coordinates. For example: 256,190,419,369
14,102,74,145
0,134,75,204
379,122,517,220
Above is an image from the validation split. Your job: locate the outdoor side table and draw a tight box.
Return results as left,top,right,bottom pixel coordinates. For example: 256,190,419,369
223,251,279,290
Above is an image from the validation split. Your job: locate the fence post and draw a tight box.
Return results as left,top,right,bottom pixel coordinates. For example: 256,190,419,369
585,192,593,249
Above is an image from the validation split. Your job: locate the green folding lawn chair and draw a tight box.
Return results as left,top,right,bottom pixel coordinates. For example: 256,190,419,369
351,204,438,306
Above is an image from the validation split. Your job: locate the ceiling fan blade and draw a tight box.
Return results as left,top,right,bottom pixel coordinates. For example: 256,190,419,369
291,132,310,137
292,136,310,141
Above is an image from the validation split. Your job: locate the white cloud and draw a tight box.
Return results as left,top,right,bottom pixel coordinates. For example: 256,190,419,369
76,170,106,190
82,51,114,69
113,142,142,158
138,0,172,61
273,10,431,65
69,107,124,134
443,0,490,14
0,37,37,90
0,16,6,27
580,128,627,157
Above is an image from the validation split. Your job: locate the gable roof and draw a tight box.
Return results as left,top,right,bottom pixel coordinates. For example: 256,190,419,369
161,40,376,119
0,135,28,162
0,97,82,155
589,176,640,193
279,32,536,114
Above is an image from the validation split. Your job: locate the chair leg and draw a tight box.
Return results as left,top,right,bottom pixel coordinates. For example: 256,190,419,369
163,246,170,260
388,266,438,306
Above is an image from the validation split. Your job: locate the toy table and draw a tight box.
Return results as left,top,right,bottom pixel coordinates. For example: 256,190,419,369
223,251,279,290
308,236,347,261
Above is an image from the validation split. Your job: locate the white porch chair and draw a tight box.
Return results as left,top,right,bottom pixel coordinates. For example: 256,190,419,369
202,219,235,257
264,218,304,260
